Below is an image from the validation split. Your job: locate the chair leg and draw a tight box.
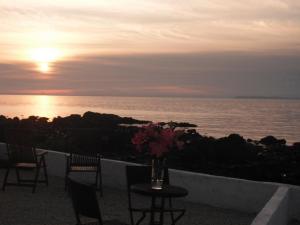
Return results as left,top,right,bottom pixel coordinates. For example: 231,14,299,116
2,167,10,191
95,170,99,187
42,157,49,186
136,212,147,225
172,209,185,225
96,167,103,196
99,172,103,197
75,211,82,225
32,165,41,193
65,169,69,191
129,209,135,225
15,168,21,184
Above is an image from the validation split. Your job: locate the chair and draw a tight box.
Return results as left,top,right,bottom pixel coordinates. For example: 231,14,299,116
65,129,103,196
126,165,184,225
68,178,125,225
126,165,152,225
2,129,48,193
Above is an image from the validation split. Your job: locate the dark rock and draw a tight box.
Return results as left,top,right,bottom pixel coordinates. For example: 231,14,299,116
293,142,300,151
159,121,197,128
82,111,149,126
228,133,246,145
260,136,286,146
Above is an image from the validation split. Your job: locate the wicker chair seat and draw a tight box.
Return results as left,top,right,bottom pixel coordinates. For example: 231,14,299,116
15,163,37,168
70,165,98,171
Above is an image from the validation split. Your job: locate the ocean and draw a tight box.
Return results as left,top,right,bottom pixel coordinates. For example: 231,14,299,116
0,95,299,144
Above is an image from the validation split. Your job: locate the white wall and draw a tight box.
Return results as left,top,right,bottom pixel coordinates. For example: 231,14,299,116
289,186,300,221
251,187,289,225
45,149,277,213
169,169,279,213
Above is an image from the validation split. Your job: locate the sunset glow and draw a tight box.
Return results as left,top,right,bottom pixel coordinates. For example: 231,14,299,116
0,0,299,97
28,48,61,73
29,48,60,63
2,0,300,62
38,62,50,73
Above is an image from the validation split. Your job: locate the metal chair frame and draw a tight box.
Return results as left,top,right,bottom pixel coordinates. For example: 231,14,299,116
68,178,103,225
68,178,125,225
2,130,48,193
64,128,104,195
65,151,103,196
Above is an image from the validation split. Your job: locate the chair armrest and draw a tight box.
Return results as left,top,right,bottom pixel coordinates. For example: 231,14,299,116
36,149,48,156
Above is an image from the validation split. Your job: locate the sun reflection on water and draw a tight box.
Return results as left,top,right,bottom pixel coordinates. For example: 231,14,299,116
31,95,56,119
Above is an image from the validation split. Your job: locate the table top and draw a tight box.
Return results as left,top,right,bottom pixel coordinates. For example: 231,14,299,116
131,183,188,198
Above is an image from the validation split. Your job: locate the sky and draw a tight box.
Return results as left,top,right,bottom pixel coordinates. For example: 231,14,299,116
0,0,300,98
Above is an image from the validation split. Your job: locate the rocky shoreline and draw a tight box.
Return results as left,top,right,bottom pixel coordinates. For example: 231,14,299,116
0,111,299,185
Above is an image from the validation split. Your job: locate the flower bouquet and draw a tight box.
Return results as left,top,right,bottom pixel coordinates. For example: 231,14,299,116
132,123,184,189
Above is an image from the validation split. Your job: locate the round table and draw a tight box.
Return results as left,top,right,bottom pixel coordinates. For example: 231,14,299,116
131,184,188,225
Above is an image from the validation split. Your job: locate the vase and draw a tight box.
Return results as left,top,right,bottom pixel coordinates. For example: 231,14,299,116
151,157,166,190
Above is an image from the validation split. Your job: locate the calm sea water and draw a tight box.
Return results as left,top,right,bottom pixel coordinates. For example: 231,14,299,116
0,95,299,144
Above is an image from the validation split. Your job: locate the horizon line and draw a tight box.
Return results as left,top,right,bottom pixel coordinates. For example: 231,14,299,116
0,93,299,100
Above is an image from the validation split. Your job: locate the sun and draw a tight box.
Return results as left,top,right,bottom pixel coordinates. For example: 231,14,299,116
29,47,61,73
38,62,50,73
30,48,60,62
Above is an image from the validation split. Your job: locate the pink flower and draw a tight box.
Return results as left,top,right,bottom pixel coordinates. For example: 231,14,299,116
132,123,185,158
131,130,146,145
161,128,175,147
149,142,168,157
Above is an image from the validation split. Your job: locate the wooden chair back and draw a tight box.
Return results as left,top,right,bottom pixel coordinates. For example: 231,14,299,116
68,178,103,225
5,129,37,164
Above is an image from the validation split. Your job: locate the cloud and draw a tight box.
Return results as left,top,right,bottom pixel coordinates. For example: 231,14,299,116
0,52,299,98
1,0,300,61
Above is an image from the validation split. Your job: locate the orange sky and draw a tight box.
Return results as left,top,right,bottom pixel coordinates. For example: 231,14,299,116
0,0,300,97
1,0,300,62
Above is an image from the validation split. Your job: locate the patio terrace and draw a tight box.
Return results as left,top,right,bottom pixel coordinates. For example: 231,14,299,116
0,171,254,225
1,144,300,225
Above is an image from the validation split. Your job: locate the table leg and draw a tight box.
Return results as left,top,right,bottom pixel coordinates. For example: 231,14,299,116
159,197,165,225
150,197,166,225
150,196,156,225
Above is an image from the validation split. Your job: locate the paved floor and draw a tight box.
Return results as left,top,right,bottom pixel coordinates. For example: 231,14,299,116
290,220,300,225
0,171,255,225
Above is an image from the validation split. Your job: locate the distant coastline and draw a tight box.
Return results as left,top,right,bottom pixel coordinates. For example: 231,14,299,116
0,93,300,100
234,96,300,100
